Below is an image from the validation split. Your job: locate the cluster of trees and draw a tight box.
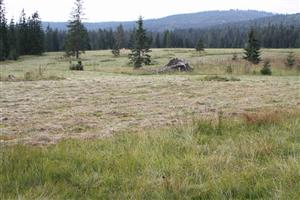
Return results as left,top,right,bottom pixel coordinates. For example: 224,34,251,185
42,23,300,52
0,0,44,61
1,0,299,66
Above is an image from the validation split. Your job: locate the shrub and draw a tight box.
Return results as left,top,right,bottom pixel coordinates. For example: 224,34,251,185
24,72,33,81
70,61,84,71
285,52,295,68
226,65,233,74
260,60,272,75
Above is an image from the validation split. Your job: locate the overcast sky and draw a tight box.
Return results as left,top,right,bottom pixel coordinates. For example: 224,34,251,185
5,0,300,22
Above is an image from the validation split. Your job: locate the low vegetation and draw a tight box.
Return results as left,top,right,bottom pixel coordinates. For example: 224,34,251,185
260,59,272,75
1,110,299,199
202,75,240,82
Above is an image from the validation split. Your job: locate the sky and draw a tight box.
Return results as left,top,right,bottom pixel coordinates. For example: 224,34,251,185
4,0,300,22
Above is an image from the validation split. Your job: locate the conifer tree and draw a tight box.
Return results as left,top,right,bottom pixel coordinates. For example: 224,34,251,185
0,0,9,60
163,30,171,48
285,52,295,68
28,12,44,55
244,28,261,64
155,34,161,48
196,39,204,52
8,19,19,60
129,16,151,68
45,25,53,52
18,9,29,55
64,0,89,59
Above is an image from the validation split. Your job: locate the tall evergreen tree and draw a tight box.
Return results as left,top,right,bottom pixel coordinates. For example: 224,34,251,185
28,12,44,55
64,0,89,59
52,29,60,51
244,28,261,64
155,33,161,48
18,9,29,55
0,0,9,60
195,39,204,52
8,19,19,60
45,25,53,52
163,30,171,48
129,16,151,68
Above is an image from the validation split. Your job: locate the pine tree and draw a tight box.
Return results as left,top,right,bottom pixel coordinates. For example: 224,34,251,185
64,0,89,59
196,39,204,52
8,19,19,60
244,28,261,64
129,16,151,68
0,0,9,60
28,12,44,55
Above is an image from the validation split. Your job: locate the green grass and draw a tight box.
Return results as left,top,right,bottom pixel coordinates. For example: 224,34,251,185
1,48,299,80
1,111,299,199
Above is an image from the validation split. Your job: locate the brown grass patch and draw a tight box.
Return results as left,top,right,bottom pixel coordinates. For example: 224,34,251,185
242,109,297,126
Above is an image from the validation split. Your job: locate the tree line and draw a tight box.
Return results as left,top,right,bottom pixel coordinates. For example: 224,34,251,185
0,0,44,61
1,0,299,62
44,23,300,51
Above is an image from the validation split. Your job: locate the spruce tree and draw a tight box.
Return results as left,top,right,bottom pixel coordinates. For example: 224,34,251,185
52,29,60,51
18,9,29,55
285,52,295,68
196,39,204,52
155,34,161,48
28,12,44,55
244,28,261,64
129,16,151,68
0,0,9,60
8,19,19,60
163,30,171,48
45,25,53,52
64,0,89,59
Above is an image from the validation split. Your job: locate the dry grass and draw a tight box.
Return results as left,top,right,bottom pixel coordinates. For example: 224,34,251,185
0,49,299,145
1,74,299,145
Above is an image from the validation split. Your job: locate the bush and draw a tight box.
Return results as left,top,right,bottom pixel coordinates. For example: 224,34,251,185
226,65,233,74
69,61,84,71
24,72,33,81
285,52,295,68
260,60,272,75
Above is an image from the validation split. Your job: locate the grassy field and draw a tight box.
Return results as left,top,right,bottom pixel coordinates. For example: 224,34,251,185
1,111,300,199
1,48,300,199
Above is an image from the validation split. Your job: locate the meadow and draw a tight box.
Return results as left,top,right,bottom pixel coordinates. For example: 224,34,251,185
0,48,300,199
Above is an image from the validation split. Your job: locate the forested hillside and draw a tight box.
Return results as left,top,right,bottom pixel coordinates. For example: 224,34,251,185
43,13,300,52
43,10,274,31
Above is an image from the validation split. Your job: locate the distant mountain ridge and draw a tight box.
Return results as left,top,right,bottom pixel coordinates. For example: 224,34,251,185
43,10,275,31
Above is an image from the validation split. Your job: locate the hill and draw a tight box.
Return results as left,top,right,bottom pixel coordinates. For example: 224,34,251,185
43,10,274,31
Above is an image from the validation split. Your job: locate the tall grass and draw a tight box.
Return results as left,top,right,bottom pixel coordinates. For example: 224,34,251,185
1,111,300,199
